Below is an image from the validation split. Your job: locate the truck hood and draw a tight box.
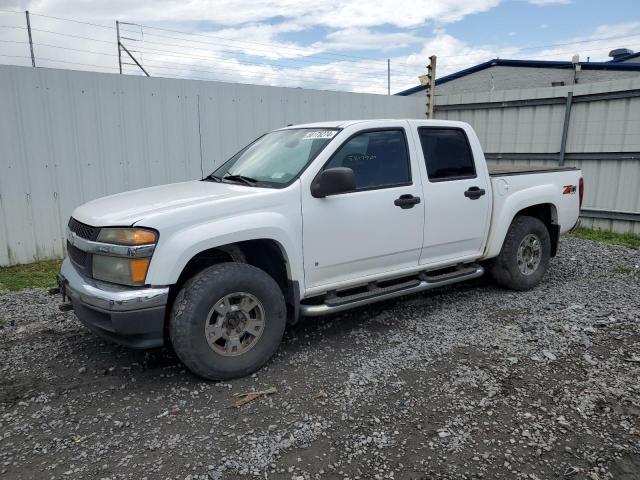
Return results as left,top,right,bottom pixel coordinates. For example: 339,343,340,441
72,180,266,226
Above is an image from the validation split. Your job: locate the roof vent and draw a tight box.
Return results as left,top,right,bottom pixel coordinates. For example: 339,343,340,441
609,48,634,60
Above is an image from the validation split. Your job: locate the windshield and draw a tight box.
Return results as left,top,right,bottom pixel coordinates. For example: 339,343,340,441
210,128,339,187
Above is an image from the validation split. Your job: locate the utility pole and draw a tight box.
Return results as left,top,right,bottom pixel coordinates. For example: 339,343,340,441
116,20,122,74
387,59,390,95
571,54,580,85
419,55,437,118
25,10,35,67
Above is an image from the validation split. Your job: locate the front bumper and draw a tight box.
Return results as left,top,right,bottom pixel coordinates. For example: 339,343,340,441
57,258,170,349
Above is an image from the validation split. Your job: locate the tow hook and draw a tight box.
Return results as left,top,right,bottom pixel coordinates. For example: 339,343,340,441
59,303,74,312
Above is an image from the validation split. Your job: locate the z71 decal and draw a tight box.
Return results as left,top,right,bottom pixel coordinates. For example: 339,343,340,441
563,185,577,195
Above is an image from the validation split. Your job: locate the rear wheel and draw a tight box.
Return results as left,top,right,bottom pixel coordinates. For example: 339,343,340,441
488,215,551,291
170,262,286,380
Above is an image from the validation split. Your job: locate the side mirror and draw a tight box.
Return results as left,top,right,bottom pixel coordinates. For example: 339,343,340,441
311,167,356,198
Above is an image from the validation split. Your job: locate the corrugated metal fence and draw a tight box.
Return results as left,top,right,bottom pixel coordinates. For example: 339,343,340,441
0,65,424,266
435,77,640,234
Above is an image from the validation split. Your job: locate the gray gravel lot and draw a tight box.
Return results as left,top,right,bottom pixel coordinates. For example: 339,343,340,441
1,237,639,480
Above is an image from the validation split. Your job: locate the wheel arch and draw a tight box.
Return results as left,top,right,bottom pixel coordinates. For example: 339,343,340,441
514,203,559,256
486,193,560,259
169,238,301,323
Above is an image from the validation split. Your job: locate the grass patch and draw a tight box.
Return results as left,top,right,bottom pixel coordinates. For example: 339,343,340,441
567,227,640,249
610,265,640,279
611,266,632,274
0,259,62,291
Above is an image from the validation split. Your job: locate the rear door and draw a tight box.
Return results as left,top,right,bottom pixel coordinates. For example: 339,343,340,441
413,125,491,266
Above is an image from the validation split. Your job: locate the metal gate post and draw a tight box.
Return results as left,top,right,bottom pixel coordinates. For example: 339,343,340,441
559,92,573,166
116,20,122,74
25,11,35,67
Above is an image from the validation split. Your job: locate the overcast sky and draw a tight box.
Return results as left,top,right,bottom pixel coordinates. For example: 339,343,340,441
1,0,639,94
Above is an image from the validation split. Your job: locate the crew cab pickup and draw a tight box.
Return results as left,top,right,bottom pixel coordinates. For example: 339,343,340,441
57,119,583,380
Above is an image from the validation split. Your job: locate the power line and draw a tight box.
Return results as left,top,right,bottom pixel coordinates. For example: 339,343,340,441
131,43,385,78
5,10,640,66
0,53,31,59
117,58,385,92
120,64,384,94
121,31,383,72
30,42,116,57
131,22,389,63
12,10,388,64
6,38,382,86
29,27,114,44
29,12,115,30
13,25,388,77
2,39,382,88
35,56,120,70
6,24,386,76
132,38,384,74
134,59,382,88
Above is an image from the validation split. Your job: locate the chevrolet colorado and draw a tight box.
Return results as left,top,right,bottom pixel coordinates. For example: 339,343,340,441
57,119,583,380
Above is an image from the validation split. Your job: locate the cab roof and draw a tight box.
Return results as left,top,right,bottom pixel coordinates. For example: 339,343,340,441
278,119,468,130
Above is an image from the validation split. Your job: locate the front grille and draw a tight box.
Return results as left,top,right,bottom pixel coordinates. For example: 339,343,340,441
67,241,93,277
68,217,100,241
67,241,87,266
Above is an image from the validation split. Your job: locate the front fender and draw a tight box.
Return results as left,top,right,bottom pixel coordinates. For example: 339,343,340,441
145,211,303,287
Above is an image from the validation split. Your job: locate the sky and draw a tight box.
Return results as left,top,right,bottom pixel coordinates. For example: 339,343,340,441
0,0,639,94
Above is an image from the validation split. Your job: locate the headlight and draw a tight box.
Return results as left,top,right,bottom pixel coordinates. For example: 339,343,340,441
93,255,151,286
97,228,157,245
93,227,158,286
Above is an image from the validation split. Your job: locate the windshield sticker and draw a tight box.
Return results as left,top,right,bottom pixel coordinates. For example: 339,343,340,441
302,130,337,140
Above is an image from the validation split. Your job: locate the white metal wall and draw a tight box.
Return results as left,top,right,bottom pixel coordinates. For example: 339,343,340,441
435,77,640,234
0,65,424,266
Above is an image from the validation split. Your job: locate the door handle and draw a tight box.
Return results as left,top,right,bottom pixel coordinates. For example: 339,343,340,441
464,186,486,200
394,194,421,209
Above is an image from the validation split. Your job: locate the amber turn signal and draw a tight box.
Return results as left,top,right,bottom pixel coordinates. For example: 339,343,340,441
129,258,151,284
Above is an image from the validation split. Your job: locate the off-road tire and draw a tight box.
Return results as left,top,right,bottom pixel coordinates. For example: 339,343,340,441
488,215,551,291
169,262,286,380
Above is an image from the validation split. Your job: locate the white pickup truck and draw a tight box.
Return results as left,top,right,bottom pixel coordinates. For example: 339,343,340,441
57,119,583,380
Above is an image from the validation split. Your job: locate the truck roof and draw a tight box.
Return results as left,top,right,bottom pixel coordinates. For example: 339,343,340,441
280,119,467,129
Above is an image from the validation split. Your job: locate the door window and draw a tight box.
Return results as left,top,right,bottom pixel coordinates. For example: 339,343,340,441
324,129,411,190
418,128,476,182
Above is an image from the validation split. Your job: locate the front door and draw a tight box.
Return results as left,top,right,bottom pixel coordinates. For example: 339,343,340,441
302,127,425,289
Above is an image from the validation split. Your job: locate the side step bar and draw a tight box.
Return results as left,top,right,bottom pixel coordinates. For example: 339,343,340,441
300,264,484,317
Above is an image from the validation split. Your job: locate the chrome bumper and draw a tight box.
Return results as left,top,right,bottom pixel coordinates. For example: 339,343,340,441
58,258,169,312
57,258,170,349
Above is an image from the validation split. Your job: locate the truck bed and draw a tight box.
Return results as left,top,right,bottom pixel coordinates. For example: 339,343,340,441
488,165,577,177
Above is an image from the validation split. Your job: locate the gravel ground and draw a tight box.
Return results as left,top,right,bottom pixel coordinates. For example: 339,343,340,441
1,237,639,480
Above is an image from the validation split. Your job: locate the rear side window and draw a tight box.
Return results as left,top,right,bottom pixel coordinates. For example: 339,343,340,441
418,128,476,182
324,129,410,190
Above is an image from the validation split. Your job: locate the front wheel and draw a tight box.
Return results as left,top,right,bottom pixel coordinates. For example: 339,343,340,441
488,215,551,291
169,262,287,380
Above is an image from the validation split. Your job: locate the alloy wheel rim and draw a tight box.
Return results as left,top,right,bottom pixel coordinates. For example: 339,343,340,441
204,292,265,356
517,233,542,276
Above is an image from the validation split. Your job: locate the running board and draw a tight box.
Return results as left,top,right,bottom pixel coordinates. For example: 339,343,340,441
300,264,484,317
